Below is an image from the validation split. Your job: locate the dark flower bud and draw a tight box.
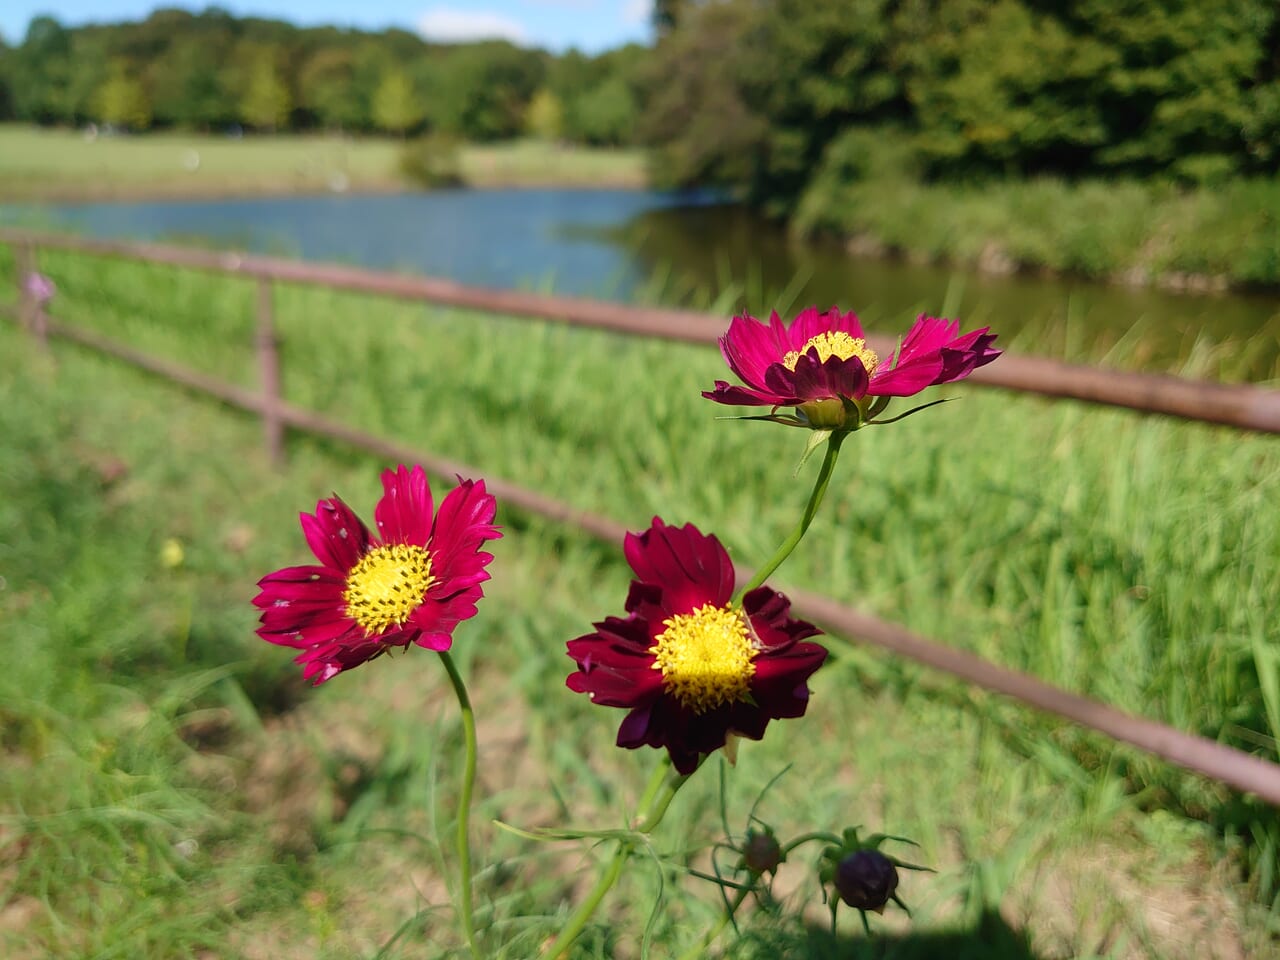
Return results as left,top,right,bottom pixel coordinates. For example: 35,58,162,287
834,848,899,913
742,828,784,875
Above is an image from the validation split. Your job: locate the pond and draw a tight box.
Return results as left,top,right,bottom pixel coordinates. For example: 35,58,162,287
4,188,1277,381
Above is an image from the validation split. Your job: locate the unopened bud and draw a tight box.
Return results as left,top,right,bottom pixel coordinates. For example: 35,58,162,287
834,848,899,913
742,829,783,875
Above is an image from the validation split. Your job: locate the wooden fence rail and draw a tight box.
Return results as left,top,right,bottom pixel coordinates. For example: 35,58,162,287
4,227,1280,434
5,230,1280,807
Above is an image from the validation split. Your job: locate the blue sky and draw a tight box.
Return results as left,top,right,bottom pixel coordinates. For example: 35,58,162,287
1,0,653,52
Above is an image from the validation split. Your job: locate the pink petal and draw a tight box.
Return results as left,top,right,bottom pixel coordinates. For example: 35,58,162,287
790,305,864,347
702,381,786,406
428,478,501,578
623,519,733,612
300,496,373,571
374,464,435,547
719,314,783,387
253,565,344,605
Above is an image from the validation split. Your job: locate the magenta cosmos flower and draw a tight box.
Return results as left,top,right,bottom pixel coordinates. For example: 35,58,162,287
703,307,1000,429
566,518,827,774
254,464,500,684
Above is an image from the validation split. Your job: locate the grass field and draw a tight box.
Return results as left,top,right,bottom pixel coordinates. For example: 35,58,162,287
2,244,1279,958
0,126,648,201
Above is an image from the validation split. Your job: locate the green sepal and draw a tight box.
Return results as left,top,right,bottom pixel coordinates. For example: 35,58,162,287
794,429,833,476
869,396,955,426
715,412,811,428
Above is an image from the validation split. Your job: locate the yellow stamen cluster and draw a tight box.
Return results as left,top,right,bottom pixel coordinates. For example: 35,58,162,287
649,603,757,714
343,543,434,636
783,331,879,376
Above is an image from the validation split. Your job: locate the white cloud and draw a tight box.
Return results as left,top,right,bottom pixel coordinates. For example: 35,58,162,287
621,0,651,27
417,8,529,44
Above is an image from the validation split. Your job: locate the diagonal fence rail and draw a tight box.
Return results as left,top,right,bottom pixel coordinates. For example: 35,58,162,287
4,226,1280,433
4,229,1280,807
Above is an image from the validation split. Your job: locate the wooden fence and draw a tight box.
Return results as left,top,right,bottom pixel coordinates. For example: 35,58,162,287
5,227,1280,806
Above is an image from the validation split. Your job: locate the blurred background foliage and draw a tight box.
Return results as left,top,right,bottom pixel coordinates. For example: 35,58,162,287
2,0,1275,180
641,0,1280,197
0,8,642,145
3,1,1277,281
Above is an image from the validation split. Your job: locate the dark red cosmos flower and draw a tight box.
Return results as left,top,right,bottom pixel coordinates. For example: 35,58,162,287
254,464,500,685
566,518,827,775
703,306,1000,417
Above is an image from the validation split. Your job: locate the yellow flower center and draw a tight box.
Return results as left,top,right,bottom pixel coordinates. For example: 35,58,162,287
343,543,434,636
783,331,879,376
649,603,757,714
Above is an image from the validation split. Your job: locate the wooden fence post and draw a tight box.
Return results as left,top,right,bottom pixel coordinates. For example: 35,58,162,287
256,277,285,466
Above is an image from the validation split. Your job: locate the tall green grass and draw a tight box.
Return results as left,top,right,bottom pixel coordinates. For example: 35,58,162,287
2,246,1278,956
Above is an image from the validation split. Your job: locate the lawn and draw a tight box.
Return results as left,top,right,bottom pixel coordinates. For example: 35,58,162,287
1,243,1277,958
0,125,649,201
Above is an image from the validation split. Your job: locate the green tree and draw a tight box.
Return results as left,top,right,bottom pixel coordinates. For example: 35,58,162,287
639,0,770,189
150,37,231,129
430,42,545,141
897,0,1276,178
0,39,13,121
525,88,565,140
297,48,362,131
746,0,905,205
1244,82,1280,167
1079,0,1272,178
64,30,112,124
239,52,292,131
641,0,909,205
896,0,1115,175
575,77,636,145
547,49,596,142
95,59,152,129
349,41,391,131
372,67,424,136
11,15,75,123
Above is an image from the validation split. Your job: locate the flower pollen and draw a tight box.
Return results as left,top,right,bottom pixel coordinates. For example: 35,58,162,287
783,331,878,376
343,543,434,636
649,603,756,714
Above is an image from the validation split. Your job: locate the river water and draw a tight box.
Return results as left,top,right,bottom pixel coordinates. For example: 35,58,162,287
4,188,1277,381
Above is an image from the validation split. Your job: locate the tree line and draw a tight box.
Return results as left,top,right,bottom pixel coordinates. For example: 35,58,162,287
0,8,646,145
643,0,1280,208
2,1,1276,200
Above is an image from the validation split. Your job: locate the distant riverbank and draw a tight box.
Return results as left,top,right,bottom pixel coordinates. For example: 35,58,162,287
8,124,1279,296
794,165,1280,293
0,126,648,202
7,189,1277,381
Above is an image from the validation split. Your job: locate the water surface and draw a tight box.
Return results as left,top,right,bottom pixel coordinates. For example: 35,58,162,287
5,189,1276,380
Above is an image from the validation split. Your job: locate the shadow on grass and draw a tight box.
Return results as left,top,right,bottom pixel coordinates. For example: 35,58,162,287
739,909,1042,960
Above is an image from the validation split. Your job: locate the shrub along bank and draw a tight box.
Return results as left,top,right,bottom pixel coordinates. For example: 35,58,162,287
794,136,1280,290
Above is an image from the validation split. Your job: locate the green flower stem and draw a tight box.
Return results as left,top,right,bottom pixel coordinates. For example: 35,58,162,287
539,759,687,959
632,757,674,827
675,831,844,960
635,773,684,833
737,430,846,601
781,831,843,856
675,883,752,960
438,650,481,960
